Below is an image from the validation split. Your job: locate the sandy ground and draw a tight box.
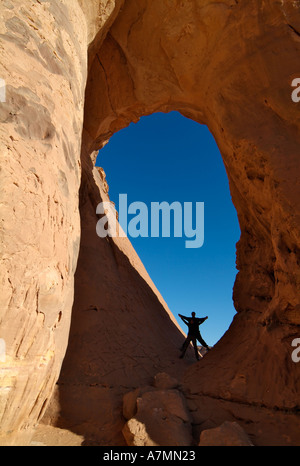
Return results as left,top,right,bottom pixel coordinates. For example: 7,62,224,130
30,425,84,447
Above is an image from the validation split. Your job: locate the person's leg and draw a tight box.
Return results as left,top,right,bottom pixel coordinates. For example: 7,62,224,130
192,337,200,360
197,332,209,349
179,336,191,358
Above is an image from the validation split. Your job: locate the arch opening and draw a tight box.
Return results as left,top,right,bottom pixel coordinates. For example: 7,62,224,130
95,110,241,347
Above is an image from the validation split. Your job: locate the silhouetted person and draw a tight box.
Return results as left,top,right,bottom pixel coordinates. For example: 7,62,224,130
179,312,209,360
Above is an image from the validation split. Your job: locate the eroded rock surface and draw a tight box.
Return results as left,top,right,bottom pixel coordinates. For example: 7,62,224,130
0,0,88,445
199,421,253,447
122,376,193,447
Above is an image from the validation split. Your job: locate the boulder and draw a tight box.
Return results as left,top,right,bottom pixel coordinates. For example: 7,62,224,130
154,373,179,390
123,389,193,447
199,421,253,447
122,386,154,421
122,418,158,447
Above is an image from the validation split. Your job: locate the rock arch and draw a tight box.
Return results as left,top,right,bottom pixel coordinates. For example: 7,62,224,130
0,0,300,445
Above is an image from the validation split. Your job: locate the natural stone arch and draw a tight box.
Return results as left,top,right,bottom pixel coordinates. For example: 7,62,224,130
85,0,300,324
57,0,300,444
80,0,300,401
0,0,300,446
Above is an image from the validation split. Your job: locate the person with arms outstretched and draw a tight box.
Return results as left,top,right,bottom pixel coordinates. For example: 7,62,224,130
179,312,209,360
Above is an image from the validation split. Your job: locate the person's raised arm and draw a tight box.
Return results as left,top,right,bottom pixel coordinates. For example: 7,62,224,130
198,316,208,325
178,314,189,324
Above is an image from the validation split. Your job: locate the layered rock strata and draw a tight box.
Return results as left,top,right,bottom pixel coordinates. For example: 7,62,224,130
0,0,88,445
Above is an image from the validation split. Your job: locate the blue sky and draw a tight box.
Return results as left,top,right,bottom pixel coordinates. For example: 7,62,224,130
96,111,241,346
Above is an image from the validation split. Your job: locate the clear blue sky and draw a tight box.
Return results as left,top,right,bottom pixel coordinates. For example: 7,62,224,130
96,111,241,346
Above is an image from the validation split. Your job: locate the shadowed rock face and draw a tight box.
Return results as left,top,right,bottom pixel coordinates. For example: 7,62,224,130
0,0,300,445
0,0,88,445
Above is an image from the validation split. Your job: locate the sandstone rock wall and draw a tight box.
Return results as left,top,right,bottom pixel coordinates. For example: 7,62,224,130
0,0,88,445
